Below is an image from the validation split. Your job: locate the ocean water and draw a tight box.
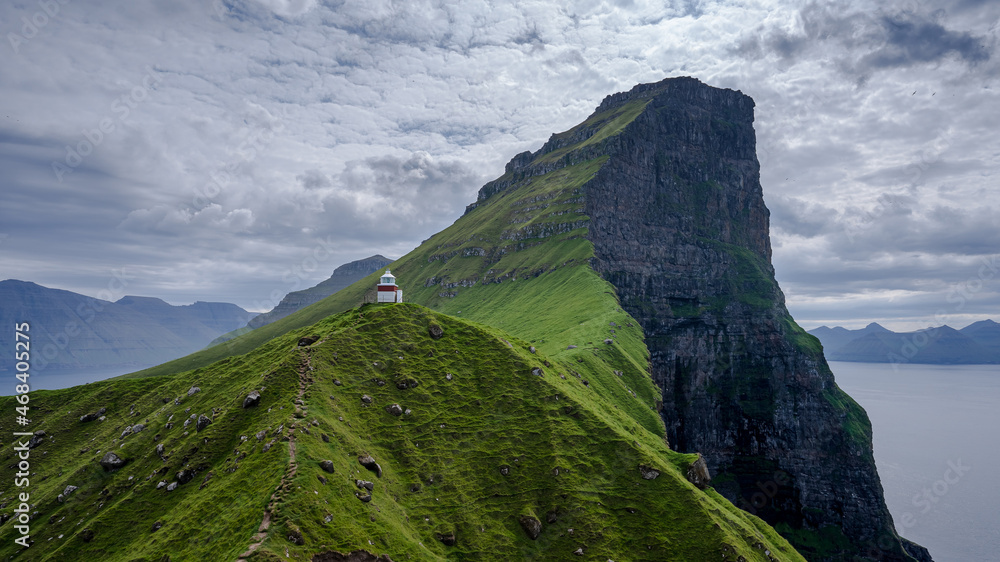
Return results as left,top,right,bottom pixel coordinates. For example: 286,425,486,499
831,361,1000,562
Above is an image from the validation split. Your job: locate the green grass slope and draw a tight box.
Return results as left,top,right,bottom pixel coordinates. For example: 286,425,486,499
0,304,803,561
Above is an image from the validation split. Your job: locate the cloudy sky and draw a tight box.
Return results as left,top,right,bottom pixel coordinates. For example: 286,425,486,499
2,0,998,331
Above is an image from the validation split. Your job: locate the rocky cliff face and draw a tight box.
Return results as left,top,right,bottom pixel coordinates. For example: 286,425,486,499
474,77,927,561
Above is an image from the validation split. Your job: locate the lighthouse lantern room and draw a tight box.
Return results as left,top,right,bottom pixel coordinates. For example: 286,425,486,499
376,270,403,303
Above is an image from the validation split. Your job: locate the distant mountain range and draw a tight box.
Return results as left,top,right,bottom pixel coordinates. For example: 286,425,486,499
809,320,1000,364
0,279,253,372
247,254,393,329
208,254,393,345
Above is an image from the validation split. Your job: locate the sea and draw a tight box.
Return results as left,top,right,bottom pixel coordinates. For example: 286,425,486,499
831,361,1000,562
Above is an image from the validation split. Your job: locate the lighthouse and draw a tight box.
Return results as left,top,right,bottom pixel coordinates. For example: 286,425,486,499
376,270,403,303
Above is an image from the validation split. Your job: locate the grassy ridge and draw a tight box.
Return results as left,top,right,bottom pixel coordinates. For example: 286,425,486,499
0,304,805,561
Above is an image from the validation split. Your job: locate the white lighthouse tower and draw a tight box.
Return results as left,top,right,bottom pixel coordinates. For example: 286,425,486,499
376,270,403,303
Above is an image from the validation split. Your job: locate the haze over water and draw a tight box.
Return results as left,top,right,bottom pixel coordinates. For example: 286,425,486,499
832,361,1000,562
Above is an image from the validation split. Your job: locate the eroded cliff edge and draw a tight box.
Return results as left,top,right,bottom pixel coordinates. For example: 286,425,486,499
474,77,931,562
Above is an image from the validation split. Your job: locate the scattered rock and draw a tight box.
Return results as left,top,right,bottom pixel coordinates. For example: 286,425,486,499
27,430,45,449
355,492,372,502
604,339,613,345
319,460,336,474
196,415,212,432
298,335,319,347
532,368,544,377
404,409,411,415
445,373,453,381
573,547,584,556
529,346,536,354
358,454,383,478
361,395,373,404
156,481,167,489
386,404,403,416
133,423,146,434
428,323,444,339
99,452,127,471
500,466,509,476
166,482,178,492
199,472,213,490
356,480,374,491
176,469,194,485
519,515,542,540
187,386,200,397
80,408,107,423
567,345,577,350
374,378,386,387
639,465,660,480
151,521,163,532
63,485,78,498
243,390,261,408
322,433,330,443
686,454,712,489
333,379,342,386
436,532,456,546
287,526,305,545
317,475,327,485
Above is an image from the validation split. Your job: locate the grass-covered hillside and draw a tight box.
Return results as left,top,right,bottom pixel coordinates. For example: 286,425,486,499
0,304,803,561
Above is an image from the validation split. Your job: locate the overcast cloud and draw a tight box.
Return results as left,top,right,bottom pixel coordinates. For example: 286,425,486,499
1,0,998,330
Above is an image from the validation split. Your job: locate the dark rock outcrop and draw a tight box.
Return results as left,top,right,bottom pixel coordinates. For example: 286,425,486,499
27,430,45,449
243,390,261,408
686,455,711,489
478,77,928,562
80,408,106,422
518,515,542,540
436,532,456,546
358,454,382,478
195,415,211,431
638,465,659,480
99,452,127,471
428,323,444,339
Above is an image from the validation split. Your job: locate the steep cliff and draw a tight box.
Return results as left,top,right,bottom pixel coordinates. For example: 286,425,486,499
469,77,926,561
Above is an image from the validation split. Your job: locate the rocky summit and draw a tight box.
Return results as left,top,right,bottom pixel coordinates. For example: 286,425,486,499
471,77,930,562
3,77,930,561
